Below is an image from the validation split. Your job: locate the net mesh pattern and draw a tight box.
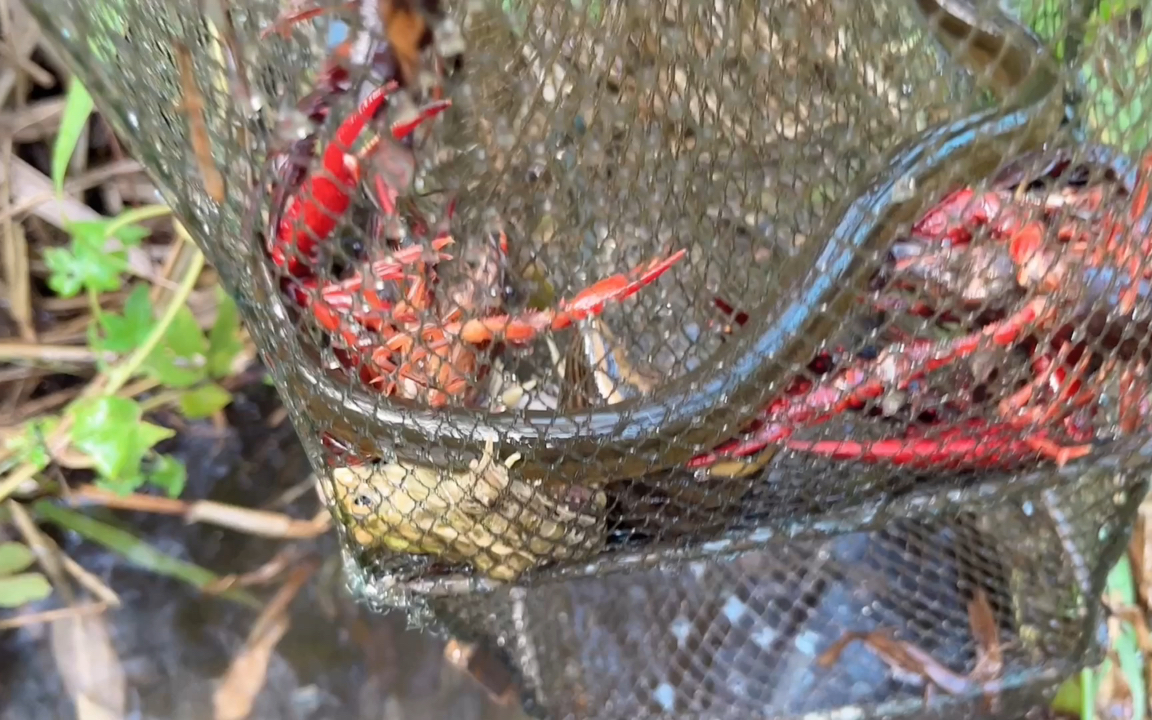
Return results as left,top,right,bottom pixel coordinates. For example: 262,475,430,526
22,0,1152,717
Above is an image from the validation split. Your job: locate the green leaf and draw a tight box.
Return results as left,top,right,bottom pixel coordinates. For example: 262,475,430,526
1051,671,1083,715
100,219,150,247
43,247,87,298
52,81,94,194
95,471,147,497
1,418,57,475
0,541,36,576
142,305,209,388
0,573,53,608
91,284,155,354
45,212,156,299
105,206,168,242
178,383,233,420
206,288,244,378
147,454,187,498
66,396,175,486
44,223,131,298
1107,557,1146,720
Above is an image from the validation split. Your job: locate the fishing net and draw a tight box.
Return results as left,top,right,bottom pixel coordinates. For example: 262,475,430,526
24,0,1152,717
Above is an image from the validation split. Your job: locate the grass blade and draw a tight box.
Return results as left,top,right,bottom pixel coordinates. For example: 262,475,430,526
53,81,95,194
33,501,260,609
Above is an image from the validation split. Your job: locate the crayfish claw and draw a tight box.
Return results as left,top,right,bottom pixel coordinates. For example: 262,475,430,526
391,98,453,140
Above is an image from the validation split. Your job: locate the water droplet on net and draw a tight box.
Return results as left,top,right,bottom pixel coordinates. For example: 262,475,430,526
244,89,267,115
276,107,314,144
892,173,917,202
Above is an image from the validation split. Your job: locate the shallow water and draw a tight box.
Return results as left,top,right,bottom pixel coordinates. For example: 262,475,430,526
0,383,523,720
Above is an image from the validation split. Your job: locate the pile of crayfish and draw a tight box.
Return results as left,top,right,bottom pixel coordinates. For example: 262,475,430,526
261,29,685,413
260,3,1152,478
689,148,1152,472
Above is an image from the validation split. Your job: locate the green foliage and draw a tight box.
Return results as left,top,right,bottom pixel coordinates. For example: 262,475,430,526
206,288,244,378
142,305,210,388
1005,0,1067,57
43,209,247,497
1052,555,1146,720
1007,0,1152,154
63,270,245,496
43,220,148,297
147,453,187,499
67,397,175,494
178,383,233,420
33,502,260,608
0,542,52,609
52,80,94,194
36,121,247,499
89,282,243,391
90,284,154,353
2,418,59,476
1080,13,1152,155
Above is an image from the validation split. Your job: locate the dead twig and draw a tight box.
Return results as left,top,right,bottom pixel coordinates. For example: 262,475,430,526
816,588,1006,710
0,40,54,87
0,601,109,631
2,221,34,340
0,158,144,225
67,484,332,540
0,342,101,363
0,94,66,140
203,546,306,594
56,551,121,608
174,43,225,203
0,157,157,281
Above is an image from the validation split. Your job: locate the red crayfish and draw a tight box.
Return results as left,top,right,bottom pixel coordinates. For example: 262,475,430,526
690,148,1152,472
265,81,685,408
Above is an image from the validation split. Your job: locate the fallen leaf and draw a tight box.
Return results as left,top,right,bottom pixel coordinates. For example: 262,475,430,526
968,588,1004,715
212,562,315,720
968,589,1003,682
212,613,289,720
203,547,303,594
75,695,122,720
49,612,125,720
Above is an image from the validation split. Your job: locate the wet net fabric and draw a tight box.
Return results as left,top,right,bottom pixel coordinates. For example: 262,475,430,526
23,0,1152,717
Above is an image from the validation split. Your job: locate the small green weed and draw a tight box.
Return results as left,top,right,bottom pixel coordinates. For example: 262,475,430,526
0,80,245,500
0,541,52,609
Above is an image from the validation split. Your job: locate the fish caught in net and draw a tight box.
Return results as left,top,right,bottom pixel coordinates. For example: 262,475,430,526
21,0,1152,717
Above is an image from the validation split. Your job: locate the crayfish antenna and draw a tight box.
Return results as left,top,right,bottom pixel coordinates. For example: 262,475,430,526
784,433,1036,470
550,249,688,330
452,249,687,346
260,1,360,39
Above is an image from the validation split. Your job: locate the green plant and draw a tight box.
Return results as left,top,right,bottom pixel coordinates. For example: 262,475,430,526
1009,0,1152,154
1051,555,1147,720
0,541,52,609
52,80,93,196
0,81,245,499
